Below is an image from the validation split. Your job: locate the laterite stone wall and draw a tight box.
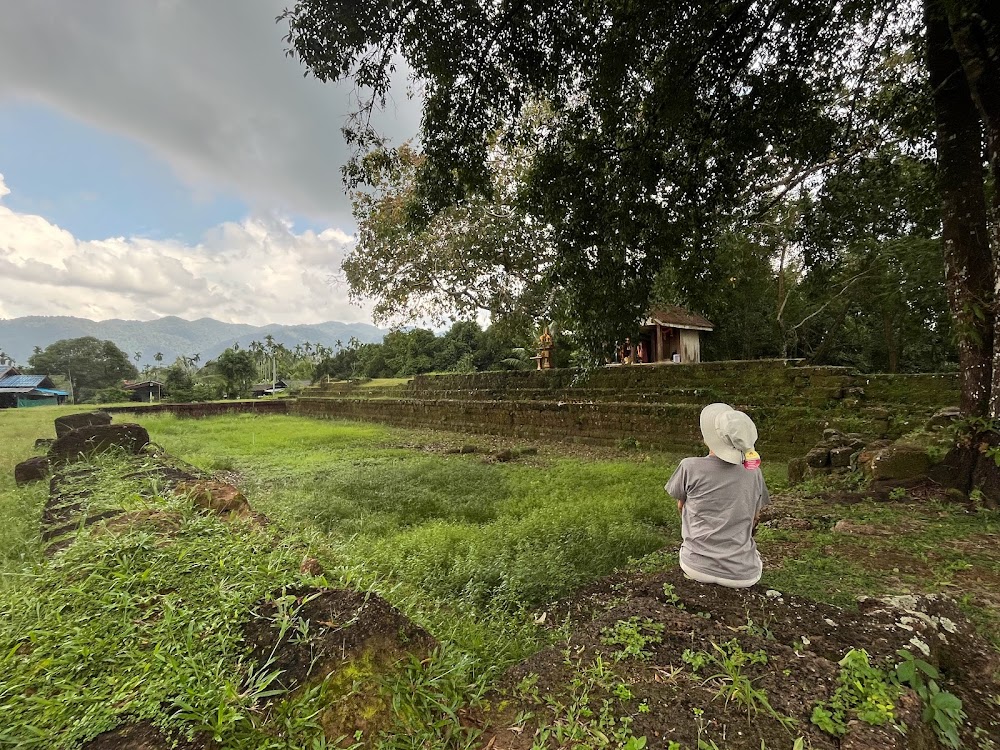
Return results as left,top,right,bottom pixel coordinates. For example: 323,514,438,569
104,399,291,418
295,361,959,458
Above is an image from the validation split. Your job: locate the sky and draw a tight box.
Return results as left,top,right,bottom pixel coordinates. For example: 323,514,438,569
0,0,421,325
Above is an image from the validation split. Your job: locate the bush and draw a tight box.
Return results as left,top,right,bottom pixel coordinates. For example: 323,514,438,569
91,387,132,404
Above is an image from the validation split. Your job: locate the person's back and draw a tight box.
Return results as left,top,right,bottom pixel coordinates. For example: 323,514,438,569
667,455,768,585
665,403,769,588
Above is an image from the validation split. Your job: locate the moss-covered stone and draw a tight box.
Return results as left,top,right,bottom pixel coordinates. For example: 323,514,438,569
868,445,932,481
296,362,958,458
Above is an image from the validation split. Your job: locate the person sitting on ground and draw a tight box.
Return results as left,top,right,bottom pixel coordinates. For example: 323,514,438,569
665,403,769,588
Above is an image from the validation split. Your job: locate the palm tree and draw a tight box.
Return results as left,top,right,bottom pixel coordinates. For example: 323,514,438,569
154,352,163,364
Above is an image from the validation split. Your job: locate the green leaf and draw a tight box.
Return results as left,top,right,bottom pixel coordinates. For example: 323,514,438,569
895,660,916,683
929,690,962,712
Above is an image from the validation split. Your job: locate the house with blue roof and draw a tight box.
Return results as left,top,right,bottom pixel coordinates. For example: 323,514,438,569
0,367,69,408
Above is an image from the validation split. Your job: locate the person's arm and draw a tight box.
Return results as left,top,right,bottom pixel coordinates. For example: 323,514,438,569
753,474,770,536
666,461,687,514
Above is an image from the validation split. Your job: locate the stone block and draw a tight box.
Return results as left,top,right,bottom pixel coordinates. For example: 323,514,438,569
925,406,962,431
856,440,892,475
805,447,830,468
48,423,150,465
787,457,807,485
869,445,931,482
15,456,50,485
830,445,854,468
54,411,112,438
175,480,250,516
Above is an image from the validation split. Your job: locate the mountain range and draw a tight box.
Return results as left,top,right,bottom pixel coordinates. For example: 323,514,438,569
0,316,388,368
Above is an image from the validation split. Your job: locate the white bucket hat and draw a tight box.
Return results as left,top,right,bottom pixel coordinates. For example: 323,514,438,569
699,403,759,465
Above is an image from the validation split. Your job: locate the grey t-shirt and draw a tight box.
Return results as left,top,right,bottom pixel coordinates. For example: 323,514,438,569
665,455,770,581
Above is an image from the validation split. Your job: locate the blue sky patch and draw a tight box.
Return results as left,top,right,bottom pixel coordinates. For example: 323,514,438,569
0,99,250,243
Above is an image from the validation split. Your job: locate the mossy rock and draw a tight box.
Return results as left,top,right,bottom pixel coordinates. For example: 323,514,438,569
868,444,932,482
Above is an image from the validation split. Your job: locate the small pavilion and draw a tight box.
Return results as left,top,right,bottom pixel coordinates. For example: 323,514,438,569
614,305,714,364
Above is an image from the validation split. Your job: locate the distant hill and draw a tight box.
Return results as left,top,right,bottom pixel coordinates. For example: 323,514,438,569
0,315,388,367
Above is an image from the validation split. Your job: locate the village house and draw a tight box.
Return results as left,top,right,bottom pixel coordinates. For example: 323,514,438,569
0,366,70,408
122,380,166,402
250,378,310,397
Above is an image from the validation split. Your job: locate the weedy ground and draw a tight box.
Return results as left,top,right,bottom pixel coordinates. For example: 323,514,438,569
0,407,998,748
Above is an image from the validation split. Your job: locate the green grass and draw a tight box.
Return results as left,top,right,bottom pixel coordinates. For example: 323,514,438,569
132,414,677,614
0,477,333,748
2,407,998,747
357,377,412,388
0,405,74,587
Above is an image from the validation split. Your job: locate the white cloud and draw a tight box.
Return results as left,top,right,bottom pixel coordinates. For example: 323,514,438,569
0,173,369,324
0,1,420,227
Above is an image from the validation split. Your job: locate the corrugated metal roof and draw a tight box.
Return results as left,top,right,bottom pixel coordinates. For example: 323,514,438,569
0,375,46,388
123,380,164,389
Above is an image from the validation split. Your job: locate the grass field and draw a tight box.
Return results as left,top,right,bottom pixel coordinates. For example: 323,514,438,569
1,407,998,747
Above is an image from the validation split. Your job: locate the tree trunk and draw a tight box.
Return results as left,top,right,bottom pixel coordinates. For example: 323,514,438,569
945,0,1000,416
925,0,994,417
882,312,899,373
807,303,849,365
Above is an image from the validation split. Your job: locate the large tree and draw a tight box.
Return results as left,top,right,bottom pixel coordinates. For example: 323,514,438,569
27,337,137,403
214,348,258,398
282,0,880,355
281,0,997,407
346,141,556,330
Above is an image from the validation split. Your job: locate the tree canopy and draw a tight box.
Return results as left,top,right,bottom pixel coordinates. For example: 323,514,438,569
313,321,541,381
283,0,910,350
27,337,138,403
282,0,998,416
215,348,258,398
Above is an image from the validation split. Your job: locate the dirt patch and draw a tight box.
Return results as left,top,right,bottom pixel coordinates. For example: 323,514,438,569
482,569,999,749
758,540,815,570
212,469,245,487
80,720,208,749
845,547,936,580
242,587,436,740
243,587,435,693
122,465,208,492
